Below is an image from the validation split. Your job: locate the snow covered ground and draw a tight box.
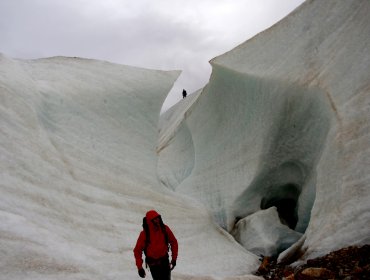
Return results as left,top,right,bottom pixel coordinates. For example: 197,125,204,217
1,0,370,280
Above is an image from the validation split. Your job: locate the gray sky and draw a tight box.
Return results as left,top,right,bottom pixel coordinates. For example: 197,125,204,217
0,0,304,111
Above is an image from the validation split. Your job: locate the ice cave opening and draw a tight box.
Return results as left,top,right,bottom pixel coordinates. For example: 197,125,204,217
260,183,300,230
225,83,334,256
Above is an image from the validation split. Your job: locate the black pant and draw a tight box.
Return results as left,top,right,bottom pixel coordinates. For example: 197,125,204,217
148,257,171,280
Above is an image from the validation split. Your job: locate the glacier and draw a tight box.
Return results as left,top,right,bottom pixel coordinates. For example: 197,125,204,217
1,0,370,280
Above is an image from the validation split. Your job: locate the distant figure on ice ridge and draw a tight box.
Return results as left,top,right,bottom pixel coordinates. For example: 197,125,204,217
133,210,178,279
182,89,187,98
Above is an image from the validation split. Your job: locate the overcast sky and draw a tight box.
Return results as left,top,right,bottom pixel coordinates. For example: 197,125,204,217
0,0,304,111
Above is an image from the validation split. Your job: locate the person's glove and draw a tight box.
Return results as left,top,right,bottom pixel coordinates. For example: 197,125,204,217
138,268,146,278
170,260,176,270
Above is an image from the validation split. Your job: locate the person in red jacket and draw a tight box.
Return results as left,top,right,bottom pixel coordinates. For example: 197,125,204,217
134,210,178,279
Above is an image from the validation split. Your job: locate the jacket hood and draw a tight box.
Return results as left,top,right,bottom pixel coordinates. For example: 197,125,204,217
146,210,160,221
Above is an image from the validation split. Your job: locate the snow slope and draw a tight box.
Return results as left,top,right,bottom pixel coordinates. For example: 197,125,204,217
158,0,370,262
0,55,259,280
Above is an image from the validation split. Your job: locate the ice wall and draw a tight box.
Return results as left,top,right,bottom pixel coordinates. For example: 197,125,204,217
158,0,370,261
0,55,259,279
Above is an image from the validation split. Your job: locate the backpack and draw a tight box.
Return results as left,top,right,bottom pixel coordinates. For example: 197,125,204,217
142,216,169,257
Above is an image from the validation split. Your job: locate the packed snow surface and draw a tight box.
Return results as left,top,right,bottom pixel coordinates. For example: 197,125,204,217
1,0,370,280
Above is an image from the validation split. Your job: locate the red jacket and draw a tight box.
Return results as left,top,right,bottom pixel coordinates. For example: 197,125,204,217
133,211,178,269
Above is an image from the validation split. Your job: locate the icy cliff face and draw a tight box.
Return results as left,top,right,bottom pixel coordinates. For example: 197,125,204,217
158,0,370,261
